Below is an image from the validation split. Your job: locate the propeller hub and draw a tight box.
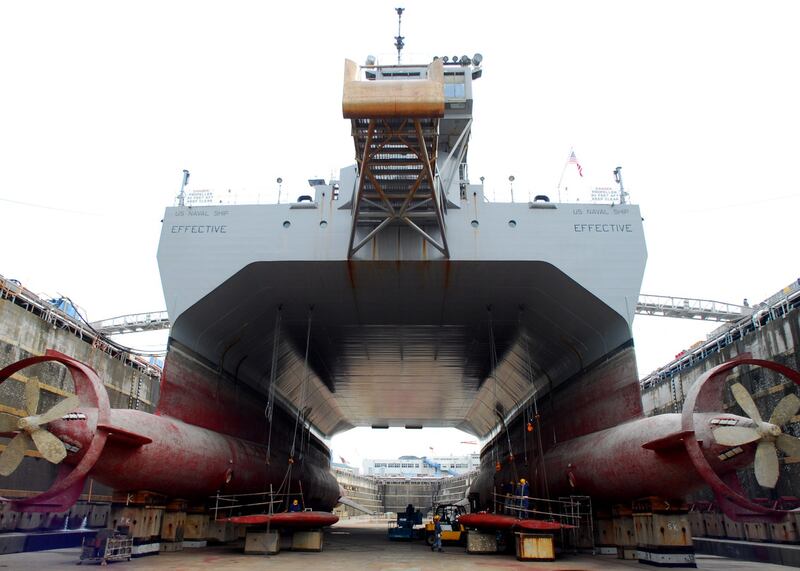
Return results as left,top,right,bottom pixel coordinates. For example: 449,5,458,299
17,417,34,431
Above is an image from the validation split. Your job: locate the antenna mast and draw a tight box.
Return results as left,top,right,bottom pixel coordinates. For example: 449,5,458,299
394,7,405,64
178,169,189,207
614,166,628,205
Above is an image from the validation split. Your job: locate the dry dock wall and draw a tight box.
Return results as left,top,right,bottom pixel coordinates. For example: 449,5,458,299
0,296,160,504
640,308,800,416
640,306,800,498
333,468,475,518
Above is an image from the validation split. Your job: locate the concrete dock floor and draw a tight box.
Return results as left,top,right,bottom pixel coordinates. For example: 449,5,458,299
0,521,792,570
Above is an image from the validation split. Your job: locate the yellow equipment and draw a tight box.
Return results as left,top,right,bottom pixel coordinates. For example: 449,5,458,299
424,504,467,546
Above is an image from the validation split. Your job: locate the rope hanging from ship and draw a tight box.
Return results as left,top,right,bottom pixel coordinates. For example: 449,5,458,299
279,305,313,510
264,305,282,466
487,307,518,485
519,306,550,500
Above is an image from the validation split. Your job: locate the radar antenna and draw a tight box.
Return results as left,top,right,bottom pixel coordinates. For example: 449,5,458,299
394,7,405,64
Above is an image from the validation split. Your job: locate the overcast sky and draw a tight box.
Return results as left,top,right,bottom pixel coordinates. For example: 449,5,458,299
2,1,798,468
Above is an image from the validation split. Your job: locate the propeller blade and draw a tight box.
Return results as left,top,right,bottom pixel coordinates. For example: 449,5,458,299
30,429,67,464
713,425,761,446
776,434,800,458
754,440,780,488
24,377,40,416
35,395,81,425
0,412,20,433
731,383,762,424
769,393,800,426
0,432,32,476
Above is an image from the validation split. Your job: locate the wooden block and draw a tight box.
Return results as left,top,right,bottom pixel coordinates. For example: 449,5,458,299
466,531,497,553
184,514,209,540
515,533,554,561
160,510,186,542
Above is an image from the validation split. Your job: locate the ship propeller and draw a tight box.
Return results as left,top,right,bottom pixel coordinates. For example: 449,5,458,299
0,377,80,476
712,382,800,488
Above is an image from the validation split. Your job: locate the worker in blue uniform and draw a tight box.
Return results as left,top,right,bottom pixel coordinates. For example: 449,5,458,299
516,478,529,518
289,499,302,512
431,515,443,552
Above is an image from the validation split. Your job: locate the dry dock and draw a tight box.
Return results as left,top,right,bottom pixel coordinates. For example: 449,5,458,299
1,521,795,570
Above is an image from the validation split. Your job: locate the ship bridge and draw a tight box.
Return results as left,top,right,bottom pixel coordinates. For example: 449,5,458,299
156,56,647,445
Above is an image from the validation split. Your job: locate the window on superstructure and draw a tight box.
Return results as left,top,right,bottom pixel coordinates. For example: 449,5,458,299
444,72,466,99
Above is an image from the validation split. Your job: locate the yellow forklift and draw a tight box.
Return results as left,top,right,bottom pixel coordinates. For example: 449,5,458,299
423,504,467,546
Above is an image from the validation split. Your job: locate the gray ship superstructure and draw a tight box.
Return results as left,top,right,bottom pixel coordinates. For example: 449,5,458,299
156,55,647,505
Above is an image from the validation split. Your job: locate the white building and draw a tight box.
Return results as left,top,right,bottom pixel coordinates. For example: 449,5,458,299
363,454,480,478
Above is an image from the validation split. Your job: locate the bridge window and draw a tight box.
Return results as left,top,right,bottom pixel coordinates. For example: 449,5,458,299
444,72,466,99
444,83,465,99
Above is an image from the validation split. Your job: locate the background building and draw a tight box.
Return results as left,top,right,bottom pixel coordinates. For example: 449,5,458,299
362,454,480,478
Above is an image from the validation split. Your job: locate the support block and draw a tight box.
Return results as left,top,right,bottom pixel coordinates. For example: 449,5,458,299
515,533,555,561
644,513,692,547
612,504,636,559
160,510,186,542
702,512,725,538
633,498,695,568
87,503,110,528
68,502,91,530
466,530,497,553
207,520,237,543
595,515,616,554
245,530,280,554
15,511,44,531
111,505,164,540
0,504,20,532
42,510,69,531
184,513,209,540
723,515,745,540
744,520,770,542
687,510,706,537
769,515,799,543
291,530,324,552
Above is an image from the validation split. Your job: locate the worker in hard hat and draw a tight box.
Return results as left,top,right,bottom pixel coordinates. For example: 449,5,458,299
516,478,529,519
289,499,301,512
431,515,443,552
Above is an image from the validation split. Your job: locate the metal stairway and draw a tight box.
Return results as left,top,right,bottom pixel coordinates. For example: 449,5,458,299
342,59,449,258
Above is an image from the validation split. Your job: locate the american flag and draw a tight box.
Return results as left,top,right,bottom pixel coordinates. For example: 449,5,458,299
568,151,584,177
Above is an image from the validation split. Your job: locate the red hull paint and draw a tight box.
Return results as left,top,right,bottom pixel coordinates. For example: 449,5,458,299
458,513,573,531
224,512,339,529
0,353,340,513
50,407,339,507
